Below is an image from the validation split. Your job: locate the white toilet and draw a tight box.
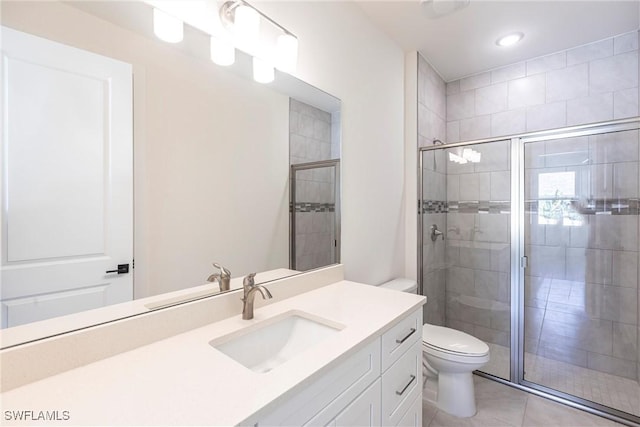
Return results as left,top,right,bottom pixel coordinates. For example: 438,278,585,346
380,279,490,418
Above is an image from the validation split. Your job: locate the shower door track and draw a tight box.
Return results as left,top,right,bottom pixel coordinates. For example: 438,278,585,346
418,117,640,427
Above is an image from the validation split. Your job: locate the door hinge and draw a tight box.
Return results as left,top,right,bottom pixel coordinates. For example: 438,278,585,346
520,256,528,269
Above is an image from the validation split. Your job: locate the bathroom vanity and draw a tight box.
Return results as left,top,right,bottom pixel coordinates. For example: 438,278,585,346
0,266,425,426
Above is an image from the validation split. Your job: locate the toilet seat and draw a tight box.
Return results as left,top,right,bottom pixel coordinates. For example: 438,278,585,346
422,324,489,358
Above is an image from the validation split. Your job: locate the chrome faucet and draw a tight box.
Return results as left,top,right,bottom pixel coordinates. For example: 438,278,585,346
241,273,273,320
430,224,444,241
207,262,231,291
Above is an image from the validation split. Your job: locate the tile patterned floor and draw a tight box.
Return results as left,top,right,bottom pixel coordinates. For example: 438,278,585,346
525,351,640,417
422,376,631,427
479,344,640,418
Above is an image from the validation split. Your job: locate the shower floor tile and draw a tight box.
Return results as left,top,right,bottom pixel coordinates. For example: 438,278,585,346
476,343,640,418
524,350,640,417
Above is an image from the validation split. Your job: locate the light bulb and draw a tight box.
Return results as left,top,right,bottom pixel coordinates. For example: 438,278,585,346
276,33,298,73
496,32,524,47
153,8,183,43
234,4,260,52
210,36,235,66
253,57,274,84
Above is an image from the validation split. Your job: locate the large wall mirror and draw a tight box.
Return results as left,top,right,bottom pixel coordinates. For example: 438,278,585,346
0,0,341,347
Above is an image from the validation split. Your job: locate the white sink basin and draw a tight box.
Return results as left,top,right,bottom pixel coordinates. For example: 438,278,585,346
210,311,344,373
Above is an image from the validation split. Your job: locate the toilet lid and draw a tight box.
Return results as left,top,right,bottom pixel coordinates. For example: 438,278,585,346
422,324,489,356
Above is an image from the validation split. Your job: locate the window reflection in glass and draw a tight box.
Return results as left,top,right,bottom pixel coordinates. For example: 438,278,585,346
537,171,583,226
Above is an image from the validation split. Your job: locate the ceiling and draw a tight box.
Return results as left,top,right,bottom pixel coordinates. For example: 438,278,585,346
354,0,640,82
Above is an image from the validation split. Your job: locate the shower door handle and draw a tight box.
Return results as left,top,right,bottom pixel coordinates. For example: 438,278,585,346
520,256,528,269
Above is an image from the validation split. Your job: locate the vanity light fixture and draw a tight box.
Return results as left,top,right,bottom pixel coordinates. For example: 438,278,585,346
151,1,297,83
496,32,524,47
219,0,299,81
153,8,184,43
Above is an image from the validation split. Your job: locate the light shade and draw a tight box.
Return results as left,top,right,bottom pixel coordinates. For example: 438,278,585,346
253,57,274,83
210,36,235,66
276,33,298,73
496,32,524,47
234,4,260,52
153,8,183,43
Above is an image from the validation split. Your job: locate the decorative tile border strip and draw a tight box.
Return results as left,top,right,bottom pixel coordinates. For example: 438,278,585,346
525,198,640,215
423,199,640,215
422,200,448,213
293,202,335,213
422,200,511,214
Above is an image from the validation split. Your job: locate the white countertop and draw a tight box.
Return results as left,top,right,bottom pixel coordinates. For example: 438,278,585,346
0,280,425,426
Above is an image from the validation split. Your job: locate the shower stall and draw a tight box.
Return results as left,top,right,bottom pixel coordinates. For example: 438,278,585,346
419,118,640,425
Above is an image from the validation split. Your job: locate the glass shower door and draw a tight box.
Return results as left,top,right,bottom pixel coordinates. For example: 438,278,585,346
522,129,640,418
420,139,512,381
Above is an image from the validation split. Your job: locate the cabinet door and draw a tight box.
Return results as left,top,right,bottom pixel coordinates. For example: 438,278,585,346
395,394,421,427
334,379,381,427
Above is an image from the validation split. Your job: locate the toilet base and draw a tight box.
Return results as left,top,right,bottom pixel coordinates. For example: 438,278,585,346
437,371,477,418
423,357,478,418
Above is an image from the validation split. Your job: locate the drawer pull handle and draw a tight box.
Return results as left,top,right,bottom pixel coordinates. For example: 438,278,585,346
395,375,416,396
395,328,416,344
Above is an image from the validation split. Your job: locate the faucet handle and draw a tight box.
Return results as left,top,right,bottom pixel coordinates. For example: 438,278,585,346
212,262,231,277
243,272,257,288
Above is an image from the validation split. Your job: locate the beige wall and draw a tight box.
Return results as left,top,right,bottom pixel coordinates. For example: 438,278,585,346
1,1,290,298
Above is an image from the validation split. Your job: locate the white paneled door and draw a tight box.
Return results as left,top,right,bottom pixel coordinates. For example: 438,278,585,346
1,27,133,328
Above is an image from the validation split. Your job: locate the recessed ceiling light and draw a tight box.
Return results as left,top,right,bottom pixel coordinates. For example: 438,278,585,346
496,32,524,47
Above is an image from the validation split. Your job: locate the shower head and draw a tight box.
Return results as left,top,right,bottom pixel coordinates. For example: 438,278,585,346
433,139,444,145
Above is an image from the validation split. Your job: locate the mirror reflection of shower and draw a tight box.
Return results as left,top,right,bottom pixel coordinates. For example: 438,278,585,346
288,98,341,272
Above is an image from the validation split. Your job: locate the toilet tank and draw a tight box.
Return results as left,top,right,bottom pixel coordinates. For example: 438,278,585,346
379,278,417,294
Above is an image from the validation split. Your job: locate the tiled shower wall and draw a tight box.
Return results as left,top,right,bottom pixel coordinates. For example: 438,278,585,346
419,54,447,326
289,99,337,271
445,31,639,142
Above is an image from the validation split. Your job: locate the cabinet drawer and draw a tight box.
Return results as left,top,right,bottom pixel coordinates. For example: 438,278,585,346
381,308,422,371
381,340,421,427
255,338,381,426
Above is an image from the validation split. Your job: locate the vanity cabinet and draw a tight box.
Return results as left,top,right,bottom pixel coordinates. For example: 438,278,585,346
249,308,423,427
